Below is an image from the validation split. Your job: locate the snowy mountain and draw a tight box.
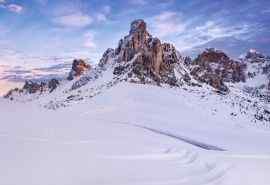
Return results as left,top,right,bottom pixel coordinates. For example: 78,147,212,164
4,19,270,126
240,49,270,95
1,20,270,185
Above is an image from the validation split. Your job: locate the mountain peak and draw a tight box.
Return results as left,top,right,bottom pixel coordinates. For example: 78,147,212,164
190,48,246,92
106,19,192,86
129,19,147,34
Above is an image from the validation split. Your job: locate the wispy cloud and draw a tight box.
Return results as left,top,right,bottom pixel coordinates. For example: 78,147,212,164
51,4,111,28
102,5,111,14
95,13,107,22
0,0,269,70
177,21,253,50
262,8,270,14
83,31,96,49
149,11,185,37
53,13,93,28
94,5,111,23
148,10,255,51
0,1,23,14
6,4,23,13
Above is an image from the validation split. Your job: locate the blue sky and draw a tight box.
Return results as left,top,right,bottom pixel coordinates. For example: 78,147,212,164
0,0,270,67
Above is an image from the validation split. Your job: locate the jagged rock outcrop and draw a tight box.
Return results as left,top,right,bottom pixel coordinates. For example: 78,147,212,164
4,79,60,100
48,79,60,92
101,19,190,86
99,48,115,68
67,59,91,80
245,49,267,63
190,48,246,92
241,49,270,97
115,20,151,62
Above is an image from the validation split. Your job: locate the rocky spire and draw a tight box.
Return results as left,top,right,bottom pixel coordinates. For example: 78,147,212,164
114,19,151,62
129,19,148,35
105,19,189,86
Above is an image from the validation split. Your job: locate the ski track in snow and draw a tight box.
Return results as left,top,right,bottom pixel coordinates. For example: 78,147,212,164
0,130,230,185
77,116,226,152
101,148,230,185
127,123,226,151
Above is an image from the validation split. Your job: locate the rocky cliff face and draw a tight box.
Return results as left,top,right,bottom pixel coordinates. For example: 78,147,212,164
99,48,115,68
190,48,246,92
100,19,190,86
67,59,91,80
4,79,60,100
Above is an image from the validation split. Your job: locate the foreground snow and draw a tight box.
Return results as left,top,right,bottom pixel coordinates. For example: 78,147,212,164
1,82,270,185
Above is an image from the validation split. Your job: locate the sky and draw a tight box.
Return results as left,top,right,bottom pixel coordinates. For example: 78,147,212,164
0,0,270,94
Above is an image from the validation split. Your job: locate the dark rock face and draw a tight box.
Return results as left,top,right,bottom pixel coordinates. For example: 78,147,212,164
23,81,47,94
162,43,179,66
4,79,60,99
183,56,192,66
129,19,147,35
109,19,187,86
99,48,115,68
113,65,126,75
115,20,151,62
67,59,91,80
48,79,60,92
190,48,246,92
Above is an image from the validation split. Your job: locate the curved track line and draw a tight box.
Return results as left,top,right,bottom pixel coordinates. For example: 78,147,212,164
127,123,226,151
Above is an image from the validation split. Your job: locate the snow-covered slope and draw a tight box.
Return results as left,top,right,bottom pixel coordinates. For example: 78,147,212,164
1,81,270,185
